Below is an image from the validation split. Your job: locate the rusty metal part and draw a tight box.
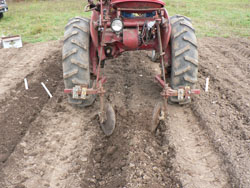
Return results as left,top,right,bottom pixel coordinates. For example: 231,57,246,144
155,75,200,99
156,21,166,85
151,85,200,132
153,75,200,132
101,103,116,136
96,5,108,127
99,96,105,122
160,85,200,100
151,102,165,132
93,6,116,135
64,78,107,97
155,20,169,126
150,20,169,133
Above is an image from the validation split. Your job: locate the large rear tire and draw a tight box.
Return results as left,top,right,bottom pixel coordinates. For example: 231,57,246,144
0,13,3,19
62,17,95,107
169,15,198,104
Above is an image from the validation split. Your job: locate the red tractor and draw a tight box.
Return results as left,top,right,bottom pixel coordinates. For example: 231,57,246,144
63,0,200,135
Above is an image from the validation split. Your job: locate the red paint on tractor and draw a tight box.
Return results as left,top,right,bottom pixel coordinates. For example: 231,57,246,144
90,10,99,48
123,29,139,49
111,0,165,7
90,42,98,75
88,0,172,73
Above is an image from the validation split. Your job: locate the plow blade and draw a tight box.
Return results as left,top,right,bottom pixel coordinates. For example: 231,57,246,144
151,102,165,132
101,103,116,136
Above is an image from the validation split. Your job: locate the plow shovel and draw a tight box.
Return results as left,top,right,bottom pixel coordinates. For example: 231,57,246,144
100,103,116,136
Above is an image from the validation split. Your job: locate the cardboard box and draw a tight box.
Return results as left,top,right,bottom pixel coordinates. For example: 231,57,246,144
2,35,22,48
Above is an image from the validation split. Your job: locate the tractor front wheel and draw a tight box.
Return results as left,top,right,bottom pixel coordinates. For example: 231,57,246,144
169,15,198,104
62,17,96,107
0,13,3,19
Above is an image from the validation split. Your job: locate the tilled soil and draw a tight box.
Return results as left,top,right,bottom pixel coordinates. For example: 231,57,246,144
192,37,250,187
0,37,249,188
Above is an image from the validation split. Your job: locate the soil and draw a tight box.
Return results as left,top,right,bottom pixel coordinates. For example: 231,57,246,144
0,37,249,188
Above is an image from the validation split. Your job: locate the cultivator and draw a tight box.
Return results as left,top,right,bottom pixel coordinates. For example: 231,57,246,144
151,81,200,132
63,0,200,135
64,77,116,136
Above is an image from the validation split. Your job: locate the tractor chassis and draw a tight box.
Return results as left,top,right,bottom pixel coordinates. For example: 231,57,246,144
64,0,200,135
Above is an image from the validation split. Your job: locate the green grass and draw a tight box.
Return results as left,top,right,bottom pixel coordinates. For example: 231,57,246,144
165,0,250,37
0,0,91,43
0,0,249,43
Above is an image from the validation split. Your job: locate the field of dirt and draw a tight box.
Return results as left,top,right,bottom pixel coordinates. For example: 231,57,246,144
0,37,249,188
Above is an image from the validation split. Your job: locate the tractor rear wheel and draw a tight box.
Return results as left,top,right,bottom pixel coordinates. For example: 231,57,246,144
62,17,95,107
0,13,3,19
169,15,198,104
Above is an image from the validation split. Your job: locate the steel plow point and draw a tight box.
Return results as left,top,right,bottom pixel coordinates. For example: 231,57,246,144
101,103,116,136
151,102,165,132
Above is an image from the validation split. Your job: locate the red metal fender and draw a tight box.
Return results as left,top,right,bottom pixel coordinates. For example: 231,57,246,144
90,10,99,48
162,9,171,47
161,9,172,66
111,0,165,7
90,41,98,75
90,10,99,75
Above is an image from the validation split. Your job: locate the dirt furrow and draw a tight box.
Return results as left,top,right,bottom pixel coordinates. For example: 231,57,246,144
190,37,250,187
0,41,61,101
167,105,229,187
118,53,180,188
1,85,98,188
0,45,62,167
82,50,230,188
0,49,98,188
81,51,181,187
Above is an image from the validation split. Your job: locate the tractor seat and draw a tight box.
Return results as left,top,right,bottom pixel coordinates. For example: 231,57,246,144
111,0,165,9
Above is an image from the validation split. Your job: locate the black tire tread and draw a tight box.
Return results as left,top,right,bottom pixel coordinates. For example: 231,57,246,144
180,20,195,31
64,31,79,41
62,17,95,107
73,24,89,33
173,28,188,39
170,15,198,104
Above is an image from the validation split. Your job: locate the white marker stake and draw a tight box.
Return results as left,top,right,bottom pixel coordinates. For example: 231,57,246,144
205,77,210,92
24,78,28,90
41,82,53,98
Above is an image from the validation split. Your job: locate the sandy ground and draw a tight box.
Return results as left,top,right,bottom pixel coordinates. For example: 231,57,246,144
0,37,249,188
